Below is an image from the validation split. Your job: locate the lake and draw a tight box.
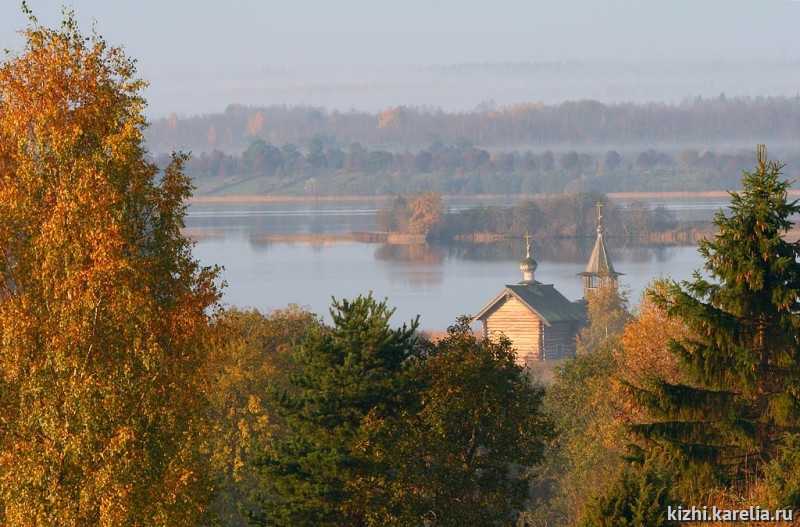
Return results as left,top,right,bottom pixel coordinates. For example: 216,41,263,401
187,198,719,330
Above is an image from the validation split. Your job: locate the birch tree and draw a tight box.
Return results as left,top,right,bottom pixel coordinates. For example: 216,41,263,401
0,9,219,525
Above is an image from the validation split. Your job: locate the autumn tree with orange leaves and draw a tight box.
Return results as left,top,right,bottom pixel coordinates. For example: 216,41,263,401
0,8,219,526
375,191,445,237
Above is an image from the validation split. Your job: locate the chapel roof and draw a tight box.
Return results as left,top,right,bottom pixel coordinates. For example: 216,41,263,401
473,282,586,326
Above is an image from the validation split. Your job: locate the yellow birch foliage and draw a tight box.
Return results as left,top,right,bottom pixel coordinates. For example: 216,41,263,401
200,306,319,527
0,10,218,526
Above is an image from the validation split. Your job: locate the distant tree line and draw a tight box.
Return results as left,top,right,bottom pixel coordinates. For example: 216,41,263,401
164,137,774,195
179,138,759,180
146,97,800,155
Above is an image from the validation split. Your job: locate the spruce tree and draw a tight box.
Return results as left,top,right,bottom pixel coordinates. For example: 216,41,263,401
251,294,419,527
635,145,800,493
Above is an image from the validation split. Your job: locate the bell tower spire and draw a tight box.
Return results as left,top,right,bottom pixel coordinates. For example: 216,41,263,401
578,201,622,297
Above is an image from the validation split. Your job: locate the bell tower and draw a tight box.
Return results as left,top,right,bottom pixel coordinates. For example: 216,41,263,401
578,201,622,297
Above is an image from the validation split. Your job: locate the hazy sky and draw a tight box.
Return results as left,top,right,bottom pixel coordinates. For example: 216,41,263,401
3,1,800,117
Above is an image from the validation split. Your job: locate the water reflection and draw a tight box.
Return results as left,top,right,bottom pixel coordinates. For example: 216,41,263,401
188,200,381,234
373,243,444,264
244,236,615,267
437,238,594,263
186,201,708,329
405,237,697,267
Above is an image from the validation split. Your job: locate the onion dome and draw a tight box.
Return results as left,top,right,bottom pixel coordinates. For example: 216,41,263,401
520,234,537,284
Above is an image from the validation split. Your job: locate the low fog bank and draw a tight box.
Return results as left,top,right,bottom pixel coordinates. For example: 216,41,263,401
143,59,800,119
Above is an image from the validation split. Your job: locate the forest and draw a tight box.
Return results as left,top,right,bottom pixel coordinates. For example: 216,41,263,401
145,97,800,155
2,12,800,527
144,85,800,197
169,138,770,196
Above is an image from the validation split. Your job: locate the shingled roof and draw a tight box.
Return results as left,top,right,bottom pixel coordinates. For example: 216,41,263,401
578,229,623,278
473,282,586,326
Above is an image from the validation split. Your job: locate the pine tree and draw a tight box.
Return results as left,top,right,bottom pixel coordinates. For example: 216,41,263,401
0,9,219,525
634,145,800,494
251,294,419,527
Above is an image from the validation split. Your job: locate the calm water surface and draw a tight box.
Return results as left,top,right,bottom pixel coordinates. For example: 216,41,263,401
188,199,714,330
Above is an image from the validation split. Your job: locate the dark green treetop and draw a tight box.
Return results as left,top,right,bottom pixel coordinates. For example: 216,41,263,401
250,300,553,527
250,294,419,527
636,145,800,494
383,318,552,526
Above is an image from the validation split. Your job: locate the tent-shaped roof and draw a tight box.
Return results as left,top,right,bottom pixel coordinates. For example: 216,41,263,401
578,230,623,278
579,201,623,279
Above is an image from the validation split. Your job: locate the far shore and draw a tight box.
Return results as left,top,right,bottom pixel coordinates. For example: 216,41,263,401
184,224,800,245
188,190,800,204
184,228,718,245
185,191,800,244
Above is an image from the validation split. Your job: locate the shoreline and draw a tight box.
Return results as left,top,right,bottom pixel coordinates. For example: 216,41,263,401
188,190,800,204
184,228,717,245
185,226,800,244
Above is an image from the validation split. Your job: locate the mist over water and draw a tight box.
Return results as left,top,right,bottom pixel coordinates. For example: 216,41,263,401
5,1,800,120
